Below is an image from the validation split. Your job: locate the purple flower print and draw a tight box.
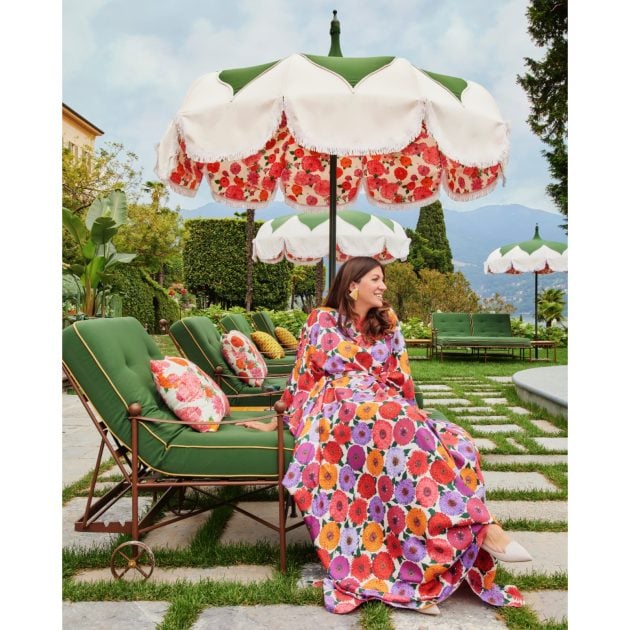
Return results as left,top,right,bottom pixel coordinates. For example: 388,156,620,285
457,440,477,461
415,427,436,451
455,476,474,497
329,556,350,580
391,581,414,599
339,465,356,491
400,561,423,583
480,585,505,606
340,527,359,555
461,544,479,569
303,515,320,539
394,478,415,505
347,444,366,471
402,536,426,562
351,390,373,403
324,356,345,374
391,330,405,353
385,447,406,477
370,342,388,362
368,496,385,523
295,442,315,465
312,491,330,517
440,491,466,516
323,401,341,417
283,462,301,488
352,422,371,445
309,324,321,345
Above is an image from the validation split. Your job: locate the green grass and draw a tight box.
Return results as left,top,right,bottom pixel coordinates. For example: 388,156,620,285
64,340,568,628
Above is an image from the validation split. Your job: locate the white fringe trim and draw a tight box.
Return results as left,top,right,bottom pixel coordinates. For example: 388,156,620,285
440,170,501,202
360,181,441,210
164,179,199,198
284,99,427,157
206,180,278,210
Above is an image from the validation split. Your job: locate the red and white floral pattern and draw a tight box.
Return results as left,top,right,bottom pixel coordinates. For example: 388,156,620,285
166,116,502,211
220,330,268,387
150,356,230,432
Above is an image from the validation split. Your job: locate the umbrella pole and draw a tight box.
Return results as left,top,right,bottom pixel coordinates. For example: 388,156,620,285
534,271,539,359
328,154,338,291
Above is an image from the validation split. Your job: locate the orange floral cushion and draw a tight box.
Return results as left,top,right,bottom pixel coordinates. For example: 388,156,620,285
221,330,268,387
150,356,229,432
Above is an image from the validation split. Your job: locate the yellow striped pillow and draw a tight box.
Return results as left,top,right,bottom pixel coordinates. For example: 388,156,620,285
275,326,298,350
251,331,285,359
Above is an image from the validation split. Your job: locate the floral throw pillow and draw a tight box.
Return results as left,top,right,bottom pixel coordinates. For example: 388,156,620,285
150,356,230,432
220,330,268,387
275,326,298,350
251,331,285,359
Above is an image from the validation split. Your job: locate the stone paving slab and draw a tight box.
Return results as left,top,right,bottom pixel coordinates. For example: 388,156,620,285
63,601,170,630
483,471,557,492
63,394,101,486
74,565,274,584
534,437,568,451
487,500,567,522
496,531,567,575
460,415,508,421
521,589,568,623
487,376,513,383
474,438,498,450
192,604,361,629
220,501,310,545
531,420,563,434
505,438,527,451
464,391,503,396
507,406,531,415
391,588,508,629
482,454,567,465
144,511,210,549
423,398,472,406
482,397,509,405
418,384,453,391
449,406,494,413
63,497,153,550
472,424,524,434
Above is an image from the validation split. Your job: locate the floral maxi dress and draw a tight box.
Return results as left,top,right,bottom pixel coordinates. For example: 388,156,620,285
281,307,523,614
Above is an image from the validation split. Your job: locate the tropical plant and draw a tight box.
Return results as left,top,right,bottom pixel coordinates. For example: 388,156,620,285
62,190,137,317
537,287,566,328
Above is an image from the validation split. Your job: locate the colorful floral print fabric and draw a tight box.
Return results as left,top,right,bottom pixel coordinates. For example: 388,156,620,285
280,308,523,614
165,115,502,211
220,330,268,387
150,356,229,432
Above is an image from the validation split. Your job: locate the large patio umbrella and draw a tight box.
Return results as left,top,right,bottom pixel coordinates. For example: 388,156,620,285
483,224,568,354
253,209,410,265
155,11,509,288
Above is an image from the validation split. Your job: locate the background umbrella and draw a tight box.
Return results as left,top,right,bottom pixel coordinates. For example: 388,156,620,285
156,11,509,288
253,209,410,265
483,224,568,356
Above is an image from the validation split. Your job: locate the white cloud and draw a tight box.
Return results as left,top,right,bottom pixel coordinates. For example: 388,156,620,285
62,0,109,77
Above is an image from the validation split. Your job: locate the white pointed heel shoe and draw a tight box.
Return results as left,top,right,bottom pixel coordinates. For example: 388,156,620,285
481,540,533,562
419,604,441,616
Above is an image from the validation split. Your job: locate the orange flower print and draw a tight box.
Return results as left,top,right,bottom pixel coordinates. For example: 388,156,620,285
357,402,378,420
406,508,427,536
362,522,384,552
319,462,338,490
319,522,340,550
366,449,384,476
363,578,388,593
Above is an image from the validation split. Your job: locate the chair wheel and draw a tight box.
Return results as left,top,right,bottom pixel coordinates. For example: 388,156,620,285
110,541,155,581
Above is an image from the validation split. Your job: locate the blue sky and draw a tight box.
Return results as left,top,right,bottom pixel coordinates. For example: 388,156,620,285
62,0,558,215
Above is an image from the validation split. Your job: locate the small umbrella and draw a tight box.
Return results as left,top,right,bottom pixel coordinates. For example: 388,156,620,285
483,224,568,354
253,209,411,265
156,11,509,287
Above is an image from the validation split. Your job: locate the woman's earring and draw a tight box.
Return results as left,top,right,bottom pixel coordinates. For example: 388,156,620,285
349,287,359,301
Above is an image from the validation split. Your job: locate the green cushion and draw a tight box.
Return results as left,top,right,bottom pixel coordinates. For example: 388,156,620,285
431,312,471,336
62,317,293,478
170,317,286,404
437,335,530,347
471,313,513,337
252,311,276,336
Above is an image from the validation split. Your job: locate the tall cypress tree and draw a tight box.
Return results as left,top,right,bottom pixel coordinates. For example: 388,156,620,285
412,200,454,273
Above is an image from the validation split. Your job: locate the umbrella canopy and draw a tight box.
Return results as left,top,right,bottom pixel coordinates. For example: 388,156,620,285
253,209,411,265
156,12,508,285
483,224,568,343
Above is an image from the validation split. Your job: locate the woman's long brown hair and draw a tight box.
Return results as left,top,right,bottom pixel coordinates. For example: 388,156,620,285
324,257,395,342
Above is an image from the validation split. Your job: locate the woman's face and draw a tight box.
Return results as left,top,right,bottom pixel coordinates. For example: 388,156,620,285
350,265,387,312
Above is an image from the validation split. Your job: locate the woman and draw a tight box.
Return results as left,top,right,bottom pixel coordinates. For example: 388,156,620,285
241,257,530,616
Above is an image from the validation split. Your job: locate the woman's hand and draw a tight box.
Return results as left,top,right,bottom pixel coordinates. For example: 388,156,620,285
235,419,278,432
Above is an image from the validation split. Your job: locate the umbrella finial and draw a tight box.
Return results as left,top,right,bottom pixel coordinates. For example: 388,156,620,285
328,10,343,57
533,223,541,239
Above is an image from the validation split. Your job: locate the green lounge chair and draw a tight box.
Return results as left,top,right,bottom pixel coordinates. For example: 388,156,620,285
63,316,301,578
251,311,297,354
169,317,288,407
220,313,295,374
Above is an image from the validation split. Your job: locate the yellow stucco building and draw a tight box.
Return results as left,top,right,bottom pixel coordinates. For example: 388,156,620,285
62,103,104,156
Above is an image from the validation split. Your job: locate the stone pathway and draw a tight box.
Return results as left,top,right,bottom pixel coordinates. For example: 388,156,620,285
62,369,568,628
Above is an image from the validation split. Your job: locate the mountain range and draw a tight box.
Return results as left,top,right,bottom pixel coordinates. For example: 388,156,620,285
182,200,568,321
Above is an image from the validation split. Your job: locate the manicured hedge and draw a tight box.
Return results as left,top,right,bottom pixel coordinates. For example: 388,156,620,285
109,266,180,333
184,218,290,310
